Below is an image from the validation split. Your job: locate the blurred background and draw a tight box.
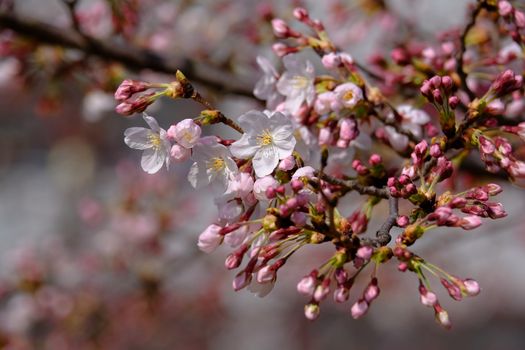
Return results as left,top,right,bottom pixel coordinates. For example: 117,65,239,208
1,0,525,349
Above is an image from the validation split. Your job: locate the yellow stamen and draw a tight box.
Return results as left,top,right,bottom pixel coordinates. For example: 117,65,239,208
257,130,273,146
209,157,225,172
343,90,354,101
292,75,309,89
148,133,162,150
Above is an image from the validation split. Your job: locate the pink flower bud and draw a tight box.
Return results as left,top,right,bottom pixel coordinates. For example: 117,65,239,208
233,271,251,291
272,43,297,57
333,286,350,303
170,144,191,162
257,265,276,284
225,253,243,269
291,211,307,226
463,278,481,296
318,127,333,146
459,215,482,230
278,156,295,171
442,75,453,90
304,303,320,320
253,176,278,201
368,154,382,166
441,278,462,301
435,307,452,329
515,10,525,28
398,262,408,272
396,215,409,227
420,289,438,307
297,275,316,296
487,202,507,219
498,1,513,17
351,299,369,319
356,246,373,261
483,183,502,196
197,224,223,253
313,283,330,302
321,52,341,69
430,143,442,158
339,118,359,141
293,7,309,21
430,75,442,89
364,278,380,303
114,79,150,102
271,18,290,38
448,95,460,109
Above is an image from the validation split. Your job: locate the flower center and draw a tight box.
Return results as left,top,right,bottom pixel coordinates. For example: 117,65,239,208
209,157,225,172
148,133,162,150
292,75,309,89
343,90,354,101
257,130,273,146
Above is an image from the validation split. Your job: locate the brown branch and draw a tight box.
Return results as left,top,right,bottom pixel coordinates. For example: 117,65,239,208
362,195,398,247
0,11,254,97
455,1,485,101
317,172,389,199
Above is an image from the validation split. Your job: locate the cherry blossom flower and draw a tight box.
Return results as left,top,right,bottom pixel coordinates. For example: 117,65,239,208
334,82,363,110
254,56,283,109
230,110,296,177
276,53,316,114
124,114,171,174
188,137,239,192
385,105,430,151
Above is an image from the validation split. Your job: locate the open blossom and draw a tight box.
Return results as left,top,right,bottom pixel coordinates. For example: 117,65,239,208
230,110,296,177
385,104,430,151
334,82,363,110
188,137,239,192
254,56,282,109
124,114,171,174
276,53,316,114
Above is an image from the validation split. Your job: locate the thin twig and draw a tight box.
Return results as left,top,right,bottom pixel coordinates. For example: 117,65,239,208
362,195,398,247
0,12,253,97
455,1,485,101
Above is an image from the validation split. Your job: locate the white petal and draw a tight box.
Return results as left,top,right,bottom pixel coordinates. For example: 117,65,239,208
273,135,296,159
124,128,152,150
237,110,269,133
257,56,278,77
188,162,209,189
230,134,259,159
141,148,166,174
142,113,161,132
252,147,279,177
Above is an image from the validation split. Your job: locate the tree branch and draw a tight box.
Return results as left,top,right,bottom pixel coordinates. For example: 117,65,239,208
0,12,254,97
362,195,398,247
455,1,485,101
317,172,389,199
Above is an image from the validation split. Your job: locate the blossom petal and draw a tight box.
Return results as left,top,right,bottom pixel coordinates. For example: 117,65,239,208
188,162,209,189
141,147,166,174
230,134,259,159
252,147,279,177
142,113,161,133
124,127,152,150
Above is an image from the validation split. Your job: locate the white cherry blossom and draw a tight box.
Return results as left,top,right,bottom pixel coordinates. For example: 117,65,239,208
276,53,316,115
188,137,239,192
385,104,430,152
123,113,171,174
230,110,296,178
254,56,283,110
